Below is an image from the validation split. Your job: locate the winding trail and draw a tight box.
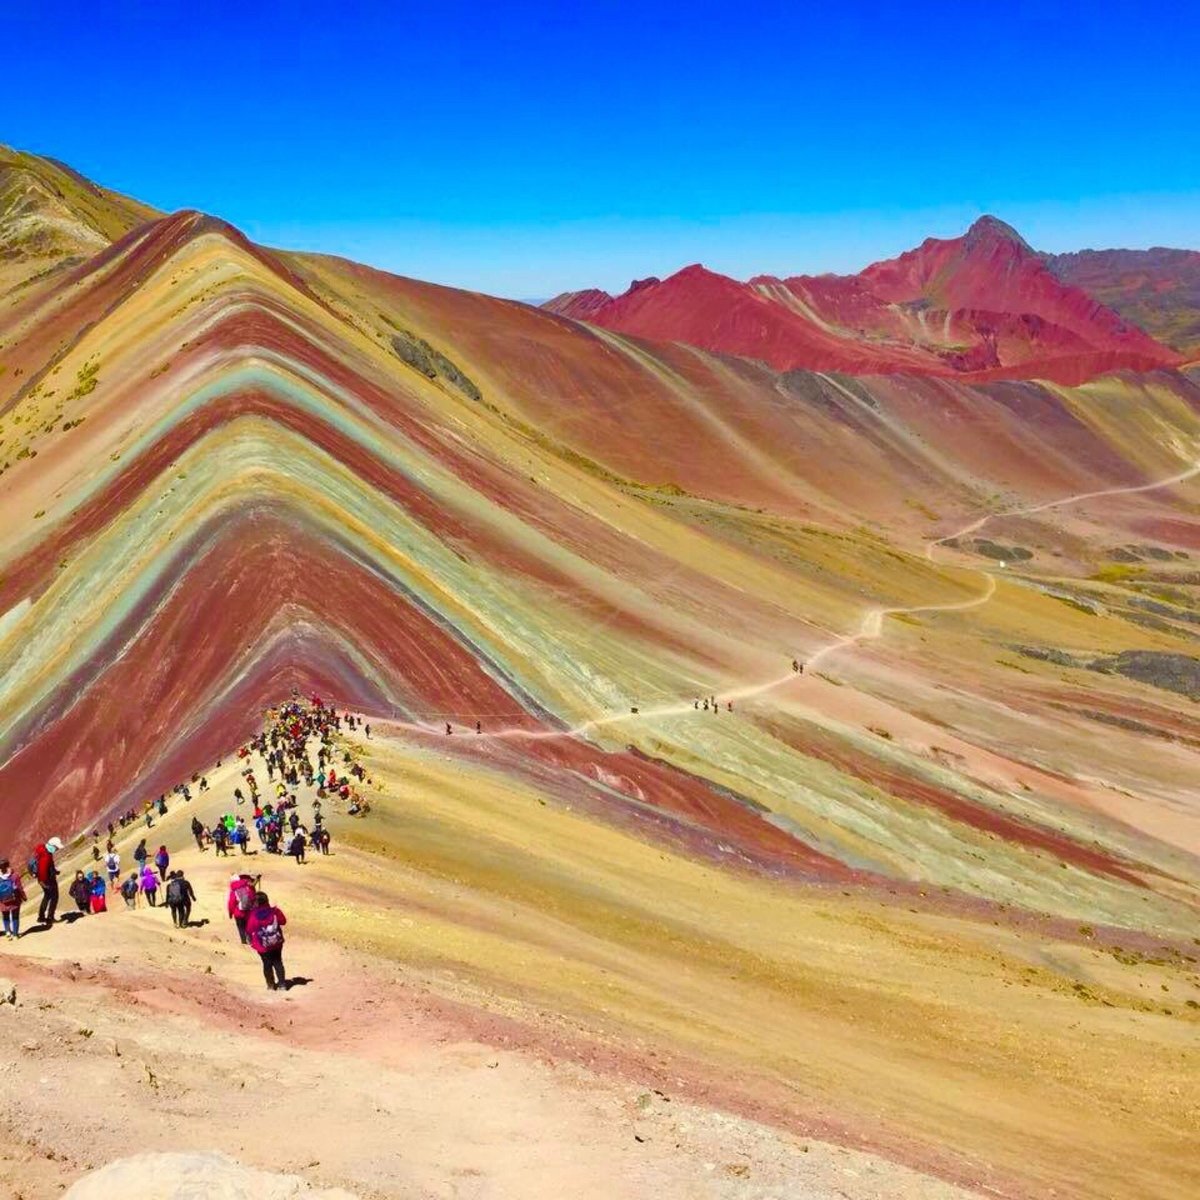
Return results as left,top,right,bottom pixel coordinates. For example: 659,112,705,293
382,458,1200,746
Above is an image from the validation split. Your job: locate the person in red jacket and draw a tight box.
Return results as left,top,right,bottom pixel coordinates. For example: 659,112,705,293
245,892,288,991
34,837,62,926
226,873,257,944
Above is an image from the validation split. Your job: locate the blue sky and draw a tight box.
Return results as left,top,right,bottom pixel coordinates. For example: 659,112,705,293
4,1,1197,296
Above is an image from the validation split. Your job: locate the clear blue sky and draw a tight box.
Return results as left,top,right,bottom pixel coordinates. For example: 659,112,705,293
5,0,1197,297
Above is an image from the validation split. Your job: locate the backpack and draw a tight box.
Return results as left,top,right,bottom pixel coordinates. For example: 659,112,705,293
232,881,254,913
256,915,283,950
27,854,39,877
106,854,119,872
0,875,17,903
166,878,186,905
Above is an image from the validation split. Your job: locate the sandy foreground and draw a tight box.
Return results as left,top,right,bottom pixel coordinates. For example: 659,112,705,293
1,731,1196,1200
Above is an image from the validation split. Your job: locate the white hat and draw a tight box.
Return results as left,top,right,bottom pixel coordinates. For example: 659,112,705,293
230,874,242,883
46,837,63,853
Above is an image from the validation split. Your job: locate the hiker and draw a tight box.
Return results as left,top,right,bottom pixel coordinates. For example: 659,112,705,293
140,863,160,906
69,870,92,915
213,824,229,856
120,872,139,909
88,870,107,914
288,831,306,865
227,873,256,944
105,849,120,886
445,723,452,735
166,870,196,928
0,860,26,939
319,828,331,856
475,721,481,734
191,816,205,851
133,839,148,869
34,838,62,925
155,845,170,877
245,891,288,991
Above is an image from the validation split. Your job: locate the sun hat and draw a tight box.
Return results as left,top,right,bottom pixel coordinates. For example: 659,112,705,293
46,837,63,853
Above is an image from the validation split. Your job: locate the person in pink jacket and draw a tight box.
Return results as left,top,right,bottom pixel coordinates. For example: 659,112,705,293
245,892,288,991
226,873,257,944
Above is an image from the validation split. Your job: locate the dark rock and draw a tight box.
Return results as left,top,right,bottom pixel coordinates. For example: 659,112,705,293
1010,645,1081,667
390,331,482,402
1087,651,1200,700
1129,597,1200,626
974,539,1033,562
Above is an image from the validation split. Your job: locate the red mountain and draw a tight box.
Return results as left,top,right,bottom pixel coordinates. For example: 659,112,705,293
545,217,1184,384
1045,246,1200,357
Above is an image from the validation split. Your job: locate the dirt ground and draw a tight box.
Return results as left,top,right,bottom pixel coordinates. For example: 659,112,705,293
2,732,1195,1200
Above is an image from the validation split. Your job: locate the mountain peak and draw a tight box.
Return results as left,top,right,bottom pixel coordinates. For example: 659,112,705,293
964,215,1032,251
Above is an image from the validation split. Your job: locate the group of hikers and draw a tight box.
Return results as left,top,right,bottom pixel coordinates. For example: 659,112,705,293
2,695,372,991
2,841,289,989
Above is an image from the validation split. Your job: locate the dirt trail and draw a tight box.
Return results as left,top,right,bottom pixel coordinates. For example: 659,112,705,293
367,456,1200,743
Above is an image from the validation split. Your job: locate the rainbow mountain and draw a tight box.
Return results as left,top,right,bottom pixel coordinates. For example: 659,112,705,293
1,146,1198,1199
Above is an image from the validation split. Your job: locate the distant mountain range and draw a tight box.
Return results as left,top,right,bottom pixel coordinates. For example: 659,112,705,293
545,216,1199,385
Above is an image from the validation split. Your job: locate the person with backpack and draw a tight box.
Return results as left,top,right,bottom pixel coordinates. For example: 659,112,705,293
33,837,62,925
288,831,307,865
140,863,160,906
69,870,92,915
227,873,256,944
120,872,140,909
133,839,148,869
0,860,26,939
105,849,120,886
191,816,206,852
245,891,288,991
213,824,229,856
154,845,170,877
165,870,196,927
88,871,108,914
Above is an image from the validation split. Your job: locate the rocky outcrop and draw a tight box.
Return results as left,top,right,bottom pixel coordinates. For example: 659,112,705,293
64,1153,358,1199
